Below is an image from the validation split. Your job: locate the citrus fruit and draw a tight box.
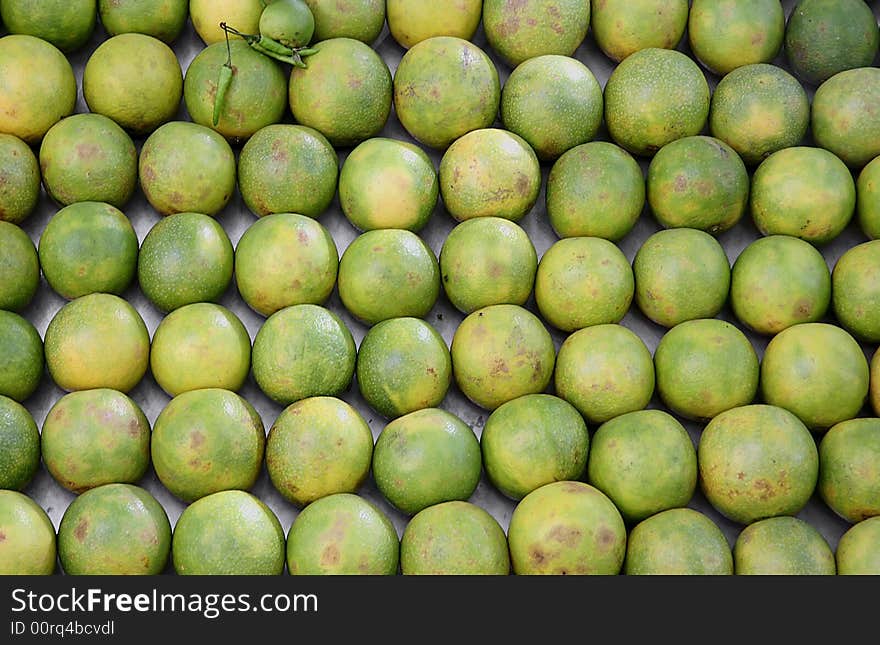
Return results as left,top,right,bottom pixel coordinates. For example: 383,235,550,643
392,36,500,149
372,407,481,516
237,124,338,218
338,137,438,232
812,67,880,170
260,0,315,48
0,0,96,53
265,396,373,507
590,0,688,63
137,211,234,313
481,393,589,501
872,348,880,416
386,0,482,49
400,501,510,575
0,134,40,224
0,34,77,144
0,395,40,491
303,0,385,44
554,323,655,425
98,0,189,43
58,483,171,575
286,493,399,575
439,128,541,223
252,304,356,405
0,310,43,402
832,240,880,343
43,293,150,394
0,490,56,575
190,0,264,45
0,220,39,311
149,303,252,396
836,516,880,575
171,490,286,575
535,236,634,332
733,516,835,575
337,228,440,325
858,154,880,240
83,33,183,136
760,322,869,431
450,304,556,411
507,480,627,575
38,201,138,300
41,388,150,494
151,388,265,503
500,54,603,161
697,404,820,525
356,317,452,419
818,417,880,524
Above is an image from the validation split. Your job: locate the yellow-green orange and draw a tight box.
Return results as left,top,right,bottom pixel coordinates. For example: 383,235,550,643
0,310,43,402
836,517,880,575
872,348,880,417
0,220,39,311
386,0,482,49
1,0,96,52
590,0,688,63
189,0,264,45
260,0,314,48
819,418,880,524
0,490,56,575
734,516,835,575
0,395,39,491
99,0,189,43
303,0,385,44
0,134,40,224
812,67,880,170
858,155,880,240
832,240,880,343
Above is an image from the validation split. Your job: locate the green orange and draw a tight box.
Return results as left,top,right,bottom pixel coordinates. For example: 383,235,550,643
0,490,56,574
303,0,385,44
0,395,40,491
0,310,44,402
0,133,41,224
818,418,880,524
858,154,880,240
836,517,880,575
812,67,880,169
190,0,264,45
734,516,835,575
591,0,688,63
0,220,39,311
98,0,189,43
0,0,97,52
832,239,880,343
386,0,482,49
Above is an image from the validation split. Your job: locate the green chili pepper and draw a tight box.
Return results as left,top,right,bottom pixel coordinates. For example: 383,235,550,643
213,24,236,127
254,34,295,58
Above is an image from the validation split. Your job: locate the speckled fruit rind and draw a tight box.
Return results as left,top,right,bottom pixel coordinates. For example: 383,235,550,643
730,235,831,336
733,515,835,575
0,133,41,224
534,236,634,332
372,407,481,516
356,317,451,420
41,389,150,494
623,507,733,575
0,395,39,491
392,36,500,150
647,135,749,234
386,0,482,49
44,293,148,394
811,67,880,170
654,318,759,422
587,409,697,524
750,146,855,244
709,63,810,167
439,217,537,315
0,310,43,402
98,0,189,43
545,141,645,241
38,201,138,300
697,404,819,525
832,240,880,343
303,0,385,44
139,120,235,216
0,490,56,575
286,493,399,575
439,128,541,223
237,124,338,218
58,483,171,575
149,303,251,397
836,516,880,575
39,113,137,209
172,490,285,575
234,213,338,317
687,0,784,76
872,348,880,417
554,323,655,426
190,0,263,45
337,228,440,326
507,480,626,575
401,500,510,575
252,304,356,406
137,212,234,313
858,155,880,240
151,388,265,503
482,0,590,68
184,40,287,144
633,228,731,328
1,0,96,53
784,0,879,87
339,137,438,232
265,396,373,508
604,47,710,158
760,322,869,431
0,220,38,311
500,54,603,162
481,393,589,501
451,304,555,411
591,0,688,63
818,418,880,524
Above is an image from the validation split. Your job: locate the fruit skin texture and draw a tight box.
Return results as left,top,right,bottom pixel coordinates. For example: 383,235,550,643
99,0,189,43
286,493,399,575
591,0,688,63
0,490,56,575
811,67,880,170
0,34,77,145
698,404,819,525
303,0,385,44
401,501,510,575
0,310,44,403
393,36,500,150
372,407,481,516
451,304,556,411
760,322,869,431
260,0,315,48
836,516,880,575
858,155,880,240
0,133,41,224
508,481,627,575
41,389,151,494
0,220,39,311
387,0,482,49
0,395,40,491
265,396,373,507
189,0,264,45
604,47,710,157
832,240,880,343
0,0,96,53
58,484,171,575
481,393,589,502
733,516,835,575
172,490,285,575
872,348,880,417
818,418,880,524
